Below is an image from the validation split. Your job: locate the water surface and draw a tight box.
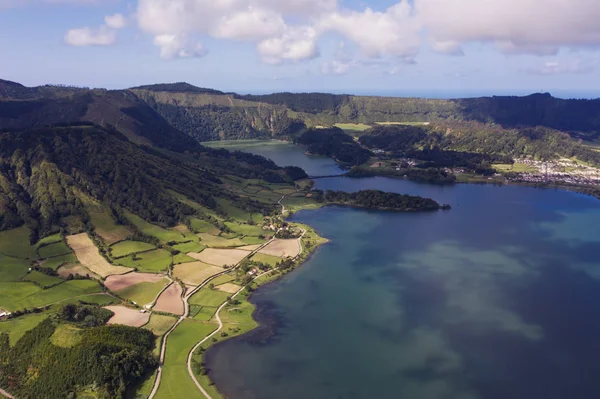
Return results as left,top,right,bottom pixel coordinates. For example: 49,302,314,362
206,141,600,399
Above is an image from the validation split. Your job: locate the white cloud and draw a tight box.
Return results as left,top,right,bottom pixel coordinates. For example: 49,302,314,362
153,34,207,60
321,60,351,75
416,0,600,54
64,26,116,46
211,7,285,40
524,60,597,75
257,26,319,64
104,13,127,29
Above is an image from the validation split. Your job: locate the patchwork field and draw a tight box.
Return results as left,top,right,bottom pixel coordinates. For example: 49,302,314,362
238,244,262,251
144,314,178,336
23,271,63,288
189,248,250,267
0,311,49,345
153,283,184,315
41,253,78,270
0,280,102,311
334,122,372,131
115,249,195,273
0,254,30,281
172,262,224,286
189,218,220,234
259,238,301,258
171,241,206,254
56,263,100,280
215,283,242,294
38,241,71,258
224,222,266,237
189,288,230,308
110,241,155,258
104,305,150,327
0,226,36,259
104,272,166,291
154,320,216,399
250,252,282,267
124,211,192,243
87,206,131,245
66,233,132,277
197,233,246,247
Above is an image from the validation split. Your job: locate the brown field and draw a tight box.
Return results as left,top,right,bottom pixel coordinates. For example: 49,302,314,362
56,263,100,280
66,233,132,278
216,283,242,294
184,285,196,295
153,283,184,315
104,305,150,327
238,244,262,251
191,248,250,267
104,272,166,292
172,224,190,234
258,239,301,258
172,261,224,286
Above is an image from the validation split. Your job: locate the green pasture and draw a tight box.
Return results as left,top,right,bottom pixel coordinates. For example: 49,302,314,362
0,226,36,259
115,279,170,306
38,241,71,258
110,241,156,258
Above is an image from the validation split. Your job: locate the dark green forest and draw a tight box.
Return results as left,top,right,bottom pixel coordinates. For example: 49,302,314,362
312,189,446,211
295,127,371,166
0,312,157,399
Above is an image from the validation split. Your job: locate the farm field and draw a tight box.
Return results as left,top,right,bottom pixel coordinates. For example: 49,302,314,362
144,314,178,336
172,262,224,286
56,263,99,280
114,278,171,307
189,287,230,308
224,222,266,237
66,233,132,277
110,241,156,258
87,206,132,245
189,218,220,234
0,280,102,311
154,320,217,399
23,271,63,288
0,311,49,345
190,248,250,267
115,249,194,273
215,283,241,294
197,233,246,247
250,252,282,267
124,211,192,243
38,241,71,258
375,121,430,126
0,226,36,259
50,324,83,348
0,254,30,281
36,233,62,247
104,305,150,327
104,272,166,291
334,123,372,131
259,238,301,258
42,253,78,270
172,241,206,254
154,283,184,315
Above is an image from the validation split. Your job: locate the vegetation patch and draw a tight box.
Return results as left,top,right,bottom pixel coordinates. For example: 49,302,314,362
334,123,373,131
66,233,132,278
224,222,266,237
50,324,83,348
115,249,194,273
124,211,192,243
188,218,220,234
110,241,156,258
113,278,170,307
197,233,246,247
56,263,99,280
104,272,166,292
172,241,206,254
189,288,230,308
104,305,150,327
215,283,242,294
172,262,224,286
0,280,101,312
0,254,30,282
0,311,48,346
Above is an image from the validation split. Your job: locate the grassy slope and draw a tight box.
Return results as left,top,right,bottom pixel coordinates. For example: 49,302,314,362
115,279,170,306
0,226,36,259
110,241,156,258
115,249,195,272
0,280,101,311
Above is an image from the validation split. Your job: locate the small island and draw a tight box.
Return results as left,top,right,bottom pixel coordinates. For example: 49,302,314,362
312,189,451,212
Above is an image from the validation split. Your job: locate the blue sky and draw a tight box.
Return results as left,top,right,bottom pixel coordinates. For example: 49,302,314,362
1,0,600,98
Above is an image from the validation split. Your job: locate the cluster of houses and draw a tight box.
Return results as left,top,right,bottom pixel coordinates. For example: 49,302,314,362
511,158,600,185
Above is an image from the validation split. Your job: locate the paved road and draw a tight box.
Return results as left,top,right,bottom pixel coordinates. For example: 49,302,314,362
0,387,15,399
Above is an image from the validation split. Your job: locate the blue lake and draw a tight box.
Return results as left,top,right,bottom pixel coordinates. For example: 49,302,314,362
206,141,600,399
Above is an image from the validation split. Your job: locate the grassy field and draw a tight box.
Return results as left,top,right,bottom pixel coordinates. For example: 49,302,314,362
375,121,431,126
42,253,78,270
224,222,266,237
87,206,131,245
172,241,206,254
0,311,49,345
198,233,246,248
116,249,195,273
0,280,102,311
189,218,220,234
0,254,30,282
0,226,36,259
154,320,217,399
173,262,224,286
124,211,192,243
250,253,282,267
38,241,72,258
189,288,230,308
23,271,63,288
215,198,253,222
115,278,170,306
50,324,83,348
36,233,62,247
334,123,372,131
110,241,156,258
144,314,178,336
493,163,539,173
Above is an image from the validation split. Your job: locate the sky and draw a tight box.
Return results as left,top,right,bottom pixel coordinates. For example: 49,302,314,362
1,0,600,98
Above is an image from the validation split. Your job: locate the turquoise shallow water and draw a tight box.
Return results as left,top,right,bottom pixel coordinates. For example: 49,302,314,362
205,142,600,399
